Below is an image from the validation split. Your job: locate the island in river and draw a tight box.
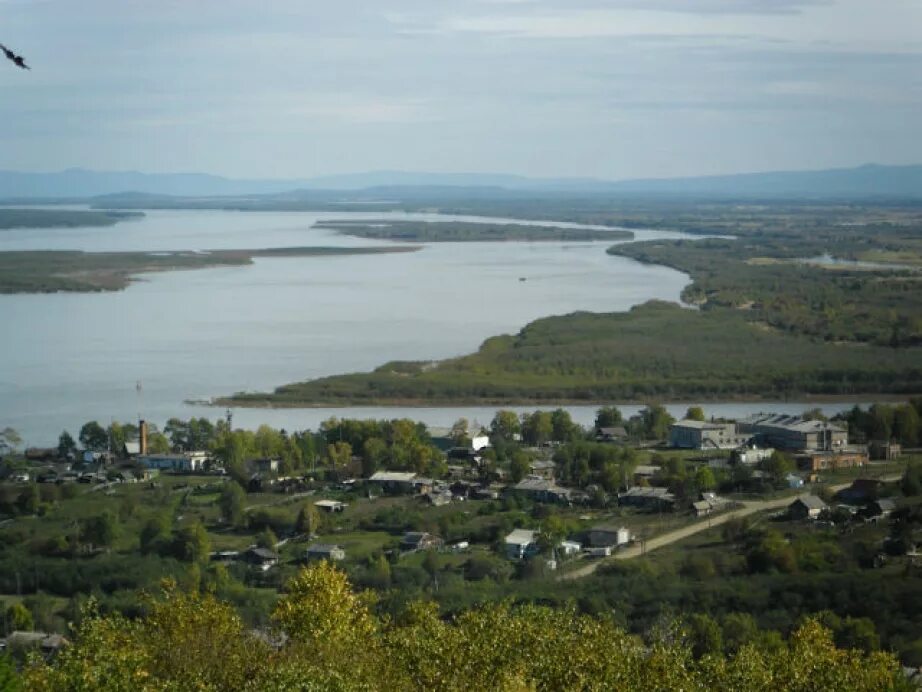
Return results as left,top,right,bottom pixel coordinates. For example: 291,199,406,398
0,245,420,293
317,219,633,242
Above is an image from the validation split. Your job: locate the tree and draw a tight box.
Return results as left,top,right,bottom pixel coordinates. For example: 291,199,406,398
57,430,77,459
172,523,211,563
509,450,530,483
361,437,388,478
6,601,33,631
685,613,723,659
490,410,520,443
449,418,471,447
762,450,794,483
594,406,623,430
147,431,171,454
550,409,578,442
695,466,716,492
327,441,352,468
639,404,675,440
79,421,108,452
256,528,277,550
80,512,118,549
0,427,22,455
521,411,553,446
140,512,172,555
684,406,706,422
218,482,246,527
295,504,321,536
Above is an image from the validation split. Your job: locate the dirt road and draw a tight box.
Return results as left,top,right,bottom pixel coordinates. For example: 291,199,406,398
560,475,901,581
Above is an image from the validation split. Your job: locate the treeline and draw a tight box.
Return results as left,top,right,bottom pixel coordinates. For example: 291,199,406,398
14,563,909,691
834,400,922,446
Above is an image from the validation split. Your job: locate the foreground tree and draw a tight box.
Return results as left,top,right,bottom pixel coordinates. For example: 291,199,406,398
23,564,910,691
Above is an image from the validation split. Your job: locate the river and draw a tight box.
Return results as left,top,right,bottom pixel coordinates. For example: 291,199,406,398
0,208,867,445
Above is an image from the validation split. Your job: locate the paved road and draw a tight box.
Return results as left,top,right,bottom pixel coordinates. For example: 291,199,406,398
560,475,901,581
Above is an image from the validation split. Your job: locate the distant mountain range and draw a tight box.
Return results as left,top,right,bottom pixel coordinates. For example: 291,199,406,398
0,163,919,200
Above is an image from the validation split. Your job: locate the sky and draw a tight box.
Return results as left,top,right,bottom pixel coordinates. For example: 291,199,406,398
0,0,920,180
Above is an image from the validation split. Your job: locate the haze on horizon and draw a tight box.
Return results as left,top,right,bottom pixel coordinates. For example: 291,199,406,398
0,0,919,182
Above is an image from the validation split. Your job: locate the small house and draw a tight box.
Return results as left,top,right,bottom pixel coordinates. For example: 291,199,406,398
509,477,571,503
505,529,539,560
529,460,556,480
618,486,675,512
400,532,442,552
788,496,827,520
865,498,897,521
587,525,631,548
242,547,279,571
596,426,628,443
368,471,419,494
558,540,582,556
314,499,346,513
305,544,346,562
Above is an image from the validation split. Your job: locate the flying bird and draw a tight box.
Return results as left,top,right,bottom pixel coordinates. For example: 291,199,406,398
0,44,30,70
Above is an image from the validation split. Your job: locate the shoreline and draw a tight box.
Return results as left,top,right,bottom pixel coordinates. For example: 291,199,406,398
210,391,919,410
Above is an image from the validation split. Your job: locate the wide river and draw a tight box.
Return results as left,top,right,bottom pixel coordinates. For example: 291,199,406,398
0,208,867,445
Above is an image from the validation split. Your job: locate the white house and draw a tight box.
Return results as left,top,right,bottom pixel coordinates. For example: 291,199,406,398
558,540,582,557
471,435,491,451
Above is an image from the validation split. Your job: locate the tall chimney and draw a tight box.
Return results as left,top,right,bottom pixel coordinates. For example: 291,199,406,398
140,420,149,455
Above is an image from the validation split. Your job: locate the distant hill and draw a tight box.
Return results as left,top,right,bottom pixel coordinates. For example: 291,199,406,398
606,163,922,199
0,163,919,200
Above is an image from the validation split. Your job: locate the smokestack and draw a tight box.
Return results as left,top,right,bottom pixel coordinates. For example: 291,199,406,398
140,420,149,455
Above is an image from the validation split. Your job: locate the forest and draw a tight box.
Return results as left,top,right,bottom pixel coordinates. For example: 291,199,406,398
6,563,912,691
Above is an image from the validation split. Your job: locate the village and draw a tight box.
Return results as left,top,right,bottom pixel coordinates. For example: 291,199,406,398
0,406,912,581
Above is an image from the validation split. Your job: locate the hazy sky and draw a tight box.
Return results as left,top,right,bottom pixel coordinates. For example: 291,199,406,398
1,0,920,180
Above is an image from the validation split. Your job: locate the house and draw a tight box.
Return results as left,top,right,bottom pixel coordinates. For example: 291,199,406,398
692,493,730,517
869,440,901,461
241,547,279,571
122,441,141,458
529,460,556,480
558,540,582,556
587,525,631,548
509,477,571,503
368,470,418,494
632,465,658,485
669,420,747,450
24,447,57,462
788,495,827,520
587,546,612,558
138,453,205,473
732,446,775,466
305,543,346,561
796,448,867,472
596,426,628,443
314,499,346,513
471,435,491,451
249,458,279,475
786,473,805,489
618,486,676,511
738,414,848,451
472,485,502,500
424,491,452,507
400,532,442,552
1,631,69,657
864,498,897,521
505,528,539,559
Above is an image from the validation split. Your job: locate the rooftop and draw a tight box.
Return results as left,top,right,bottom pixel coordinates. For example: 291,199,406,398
505,528,538,546
369,471,417,483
